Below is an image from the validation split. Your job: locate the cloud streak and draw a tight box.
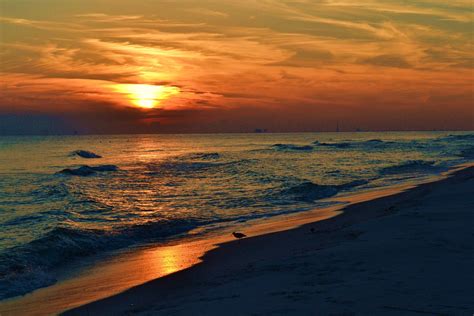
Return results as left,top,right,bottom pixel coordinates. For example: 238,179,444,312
0,0,472,133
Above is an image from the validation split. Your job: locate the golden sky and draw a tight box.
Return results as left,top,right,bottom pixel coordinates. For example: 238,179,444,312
0,0,473,133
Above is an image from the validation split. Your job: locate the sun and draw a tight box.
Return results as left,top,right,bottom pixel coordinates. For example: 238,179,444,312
115,84,180,109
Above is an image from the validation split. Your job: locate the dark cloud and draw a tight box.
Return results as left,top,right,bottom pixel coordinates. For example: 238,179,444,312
0,114,72,135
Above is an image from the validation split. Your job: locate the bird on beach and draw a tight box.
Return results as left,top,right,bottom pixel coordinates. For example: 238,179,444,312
232,232,247,239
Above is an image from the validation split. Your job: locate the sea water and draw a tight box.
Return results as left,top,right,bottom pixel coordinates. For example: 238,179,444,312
0,132,473,298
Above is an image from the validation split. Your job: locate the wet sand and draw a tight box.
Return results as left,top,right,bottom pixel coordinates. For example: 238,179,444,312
61,165,474,315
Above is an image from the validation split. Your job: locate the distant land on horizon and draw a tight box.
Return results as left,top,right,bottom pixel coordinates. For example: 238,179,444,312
1,112,473,136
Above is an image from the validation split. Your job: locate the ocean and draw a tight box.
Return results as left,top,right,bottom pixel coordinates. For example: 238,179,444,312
0,132,473,299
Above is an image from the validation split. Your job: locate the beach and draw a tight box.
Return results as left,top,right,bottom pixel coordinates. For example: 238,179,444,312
57,165,474,315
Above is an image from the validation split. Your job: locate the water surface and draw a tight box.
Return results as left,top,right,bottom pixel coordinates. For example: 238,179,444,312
0,132,473,298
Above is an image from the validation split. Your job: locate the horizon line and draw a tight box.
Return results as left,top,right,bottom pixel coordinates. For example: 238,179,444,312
1,129,473,137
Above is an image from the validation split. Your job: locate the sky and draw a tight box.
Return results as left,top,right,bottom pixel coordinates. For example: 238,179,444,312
0,0,473,134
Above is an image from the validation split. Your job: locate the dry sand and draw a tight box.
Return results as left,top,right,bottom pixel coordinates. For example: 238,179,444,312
64,166,474,315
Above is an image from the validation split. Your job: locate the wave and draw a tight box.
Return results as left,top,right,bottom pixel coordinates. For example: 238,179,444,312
70,150,102,159
379,160,445,175
0,218,202,299
187,152,220,160
313,139,399,150
442,133,474,142
280,179,368,202
358,139,398,147
271,136,472,154
271,144,313,151
313,141,351,148
57,165,119,176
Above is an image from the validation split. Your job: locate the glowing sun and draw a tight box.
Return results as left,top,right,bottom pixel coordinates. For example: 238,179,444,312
116,84,180,109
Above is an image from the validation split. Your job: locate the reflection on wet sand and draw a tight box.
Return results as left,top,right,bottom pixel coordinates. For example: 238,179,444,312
0,241,213,316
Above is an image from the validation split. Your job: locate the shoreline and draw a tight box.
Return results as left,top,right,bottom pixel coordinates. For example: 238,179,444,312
66,164,474,315
1,164,472,315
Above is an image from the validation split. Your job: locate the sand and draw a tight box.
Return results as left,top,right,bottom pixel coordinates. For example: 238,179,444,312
62,166,474,315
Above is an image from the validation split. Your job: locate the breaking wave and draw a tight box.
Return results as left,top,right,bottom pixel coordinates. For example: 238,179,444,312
0,218,203,299
57,165,119,176
70,150,102,159
313,139,402,150
280,179,368,202
379,160,446,175
313,141,352,148
442,133,474,142
271,144,313,151
186,152,221,160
